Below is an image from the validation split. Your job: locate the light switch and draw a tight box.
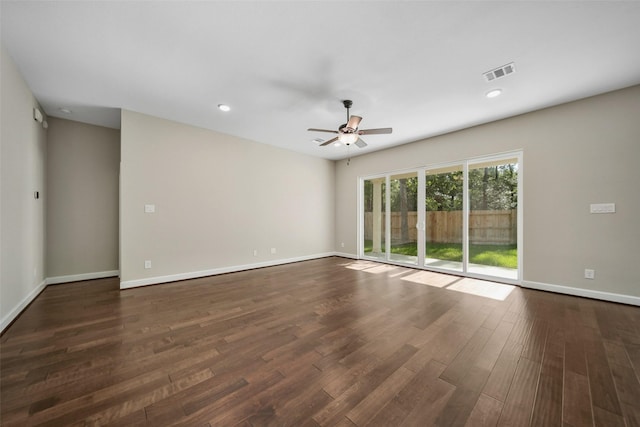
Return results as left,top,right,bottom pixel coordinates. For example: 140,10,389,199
144,204,156,213
590,203,615,214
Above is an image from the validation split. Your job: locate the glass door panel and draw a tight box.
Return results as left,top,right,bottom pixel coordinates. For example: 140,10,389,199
363,178,386,260
424,165,463,272
389,172,418,265
467,158,519,279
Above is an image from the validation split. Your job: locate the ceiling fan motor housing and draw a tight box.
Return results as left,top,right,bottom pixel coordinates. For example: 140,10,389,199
339,123,356,133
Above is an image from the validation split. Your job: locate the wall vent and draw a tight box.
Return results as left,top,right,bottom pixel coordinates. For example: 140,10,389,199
483,62,516,82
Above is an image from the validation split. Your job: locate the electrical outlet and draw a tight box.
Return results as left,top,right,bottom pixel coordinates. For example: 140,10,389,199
145,260,152,269
253,249,258,257
584,269,595,279
271,248,277,254
341,242,345,248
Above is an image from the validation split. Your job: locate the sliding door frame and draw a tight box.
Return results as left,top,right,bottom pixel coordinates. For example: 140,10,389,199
358,151,523,285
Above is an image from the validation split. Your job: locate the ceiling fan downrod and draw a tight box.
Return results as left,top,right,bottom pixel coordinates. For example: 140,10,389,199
343,99,353,122
342,100,354,132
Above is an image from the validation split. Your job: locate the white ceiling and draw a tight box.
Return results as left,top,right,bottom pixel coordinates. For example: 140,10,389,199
2,1,640,160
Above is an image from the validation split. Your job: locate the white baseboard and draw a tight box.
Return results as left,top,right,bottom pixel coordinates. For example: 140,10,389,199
1,280,47,333
120,253,336,289
333,252,358,260
46,270,119,285
522,280,640,306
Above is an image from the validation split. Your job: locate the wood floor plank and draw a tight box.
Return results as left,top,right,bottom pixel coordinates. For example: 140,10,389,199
563,370,594,427
530,325,564,426
584,337,624,417
345,366,415,426
2,257,639,426
497,357,540,426
404,319,480,373
592,405,626,427
312,343,418,426
365,359,450,426
605,339,640,425
465,393,503,427
440,326,493,386
482,338,524,403
399,378,456,426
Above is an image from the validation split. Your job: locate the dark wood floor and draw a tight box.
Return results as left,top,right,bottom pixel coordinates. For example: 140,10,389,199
2,257,639,426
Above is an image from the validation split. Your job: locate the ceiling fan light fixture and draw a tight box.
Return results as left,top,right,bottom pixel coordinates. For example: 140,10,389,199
338,133,358,145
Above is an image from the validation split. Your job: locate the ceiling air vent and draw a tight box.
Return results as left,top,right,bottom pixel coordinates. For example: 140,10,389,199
483,62,516,82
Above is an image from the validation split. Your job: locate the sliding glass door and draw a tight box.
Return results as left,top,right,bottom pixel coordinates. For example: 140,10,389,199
360,152,521,283
389,172,418,265
424,165,463,272
363,177,386,261
467,157,519,280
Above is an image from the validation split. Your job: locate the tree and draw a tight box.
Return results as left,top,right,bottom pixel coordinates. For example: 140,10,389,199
426,171,463,211
468,164,518,210
399,178,409,243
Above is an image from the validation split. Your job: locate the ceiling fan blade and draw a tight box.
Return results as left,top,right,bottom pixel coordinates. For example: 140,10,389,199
358,127,392,135
355,138,367,148
320,136,339,146
347,115,362,130
308,128,339,134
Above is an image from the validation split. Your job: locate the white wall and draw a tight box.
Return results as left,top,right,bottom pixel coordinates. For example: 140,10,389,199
46,118,120,281
335,85,640,301
120,110,335,287
1,44,47,330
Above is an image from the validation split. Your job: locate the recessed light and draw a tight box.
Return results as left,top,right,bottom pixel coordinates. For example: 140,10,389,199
218,104,231,112
486,89,502,98
59,107,72,114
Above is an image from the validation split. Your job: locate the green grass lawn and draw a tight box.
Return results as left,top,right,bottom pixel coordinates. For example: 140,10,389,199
364,240,517,269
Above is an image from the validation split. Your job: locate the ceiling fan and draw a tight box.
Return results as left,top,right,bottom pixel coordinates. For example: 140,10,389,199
308,100,392,148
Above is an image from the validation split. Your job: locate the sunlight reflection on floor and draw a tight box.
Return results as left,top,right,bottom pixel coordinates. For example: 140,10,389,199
340,260,515,301
447,277,515,300
401,271,459,288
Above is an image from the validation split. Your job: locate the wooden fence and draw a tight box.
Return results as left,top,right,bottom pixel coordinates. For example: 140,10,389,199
364,210,517,245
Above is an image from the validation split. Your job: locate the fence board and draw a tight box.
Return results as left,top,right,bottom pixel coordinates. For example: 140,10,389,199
364,210,516,245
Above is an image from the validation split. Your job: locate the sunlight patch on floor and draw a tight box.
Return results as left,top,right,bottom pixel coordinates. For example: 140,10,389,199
342,260,381,271
342,260,409,276
364,264,403,275
401,271,460,288
340,259,515,301
447,277,515,301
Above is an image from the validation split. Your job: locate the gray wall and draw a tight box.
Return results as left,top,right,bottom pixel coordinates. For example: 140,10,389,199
46,118,120,279
335,85,640,299
1,44,47,329
120,110,335,286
